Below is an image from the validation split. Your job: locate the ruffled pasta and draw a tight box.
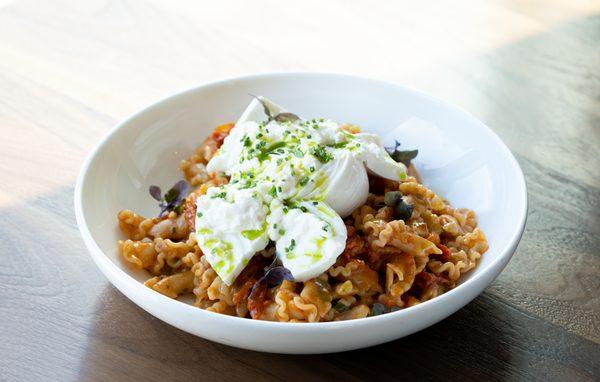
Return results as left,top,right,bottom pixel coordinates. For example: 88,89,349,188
118,236,198,275
428,228,488,283
118,238,157,270
385,253,416,297
273,279,334,322
117,210,189,241
145,271,194,298
116,123,488,321
329,259,380,298
365,219,442,259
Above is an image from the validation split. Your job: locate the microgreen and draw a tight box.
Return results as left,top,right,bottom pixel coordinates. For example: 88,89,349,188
148,180,189,217
249,260,294,300
247,260,294,319
250,95,300,123
274,112,300,123
263,266,294,286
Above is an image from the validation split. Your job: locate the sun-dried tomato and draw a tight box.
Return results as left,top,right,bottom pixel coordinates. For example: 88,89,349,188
210,123,235,148
342,235,366,260
431,243,453,262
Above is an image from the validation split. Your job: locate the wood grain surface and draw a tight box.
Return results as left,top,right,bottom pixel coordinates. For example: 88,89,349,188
0,1,598,381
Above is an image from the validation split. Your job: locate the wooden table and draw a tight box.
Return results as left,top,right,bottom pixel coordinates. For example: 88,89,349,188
1,1,598,380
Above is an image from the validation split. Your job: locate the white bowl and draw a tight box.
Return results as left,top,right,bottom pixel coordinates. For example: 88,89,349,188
75,73,527,354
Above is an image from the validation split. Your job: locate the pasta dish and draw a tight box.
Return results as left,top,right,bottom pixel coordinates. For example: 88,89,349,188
116,96,488,322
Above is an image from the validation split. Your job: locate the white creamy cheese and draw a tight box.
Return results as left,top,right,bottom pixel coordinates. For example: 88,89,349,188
295,151,369,217
196,97,406,284
266,200,346,281
355,133,408,181
195,187,269,285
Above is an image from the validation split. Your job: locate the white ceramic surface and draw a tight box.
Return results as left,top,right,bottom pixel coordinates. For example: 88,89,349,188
74,73,527,354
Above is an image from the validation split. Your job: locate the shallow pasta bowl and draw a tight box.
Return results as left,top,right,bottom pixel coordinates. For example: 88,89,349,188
74,72,527,354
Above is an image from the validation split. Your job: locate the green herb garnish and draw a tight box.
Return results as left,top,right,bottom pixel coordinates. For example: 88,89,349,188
285,239,296,253
211,191,227,199
257,141,287,161
268,186,277,197
327,141,348,149
299,176,309,186
242,136,251,147
310,145,333,163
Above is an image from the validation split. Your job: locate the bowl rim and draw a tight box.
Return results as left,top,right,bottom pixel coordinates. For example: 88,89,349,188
74,71,528,330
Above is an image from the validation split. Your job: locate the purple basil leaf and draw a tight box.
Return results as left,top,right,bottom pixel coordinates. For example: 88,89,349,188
149,185,162,201
173,179,189,194
248,262,293,301
274,112,300,123
248,278,267,300
153,180,189,217
249,94,273,120
164,180,189,204
384,140,402,155
264,266,293,287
